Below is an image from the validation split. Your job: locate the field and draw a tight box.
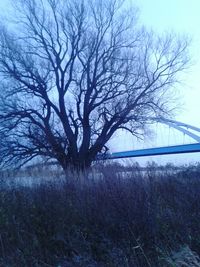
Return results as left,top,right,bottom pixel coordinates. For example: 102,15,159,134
0,162,200,266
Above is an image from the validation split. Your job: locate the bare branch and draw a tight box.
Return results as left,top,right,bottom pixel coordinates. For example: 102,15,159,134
0,0,190,170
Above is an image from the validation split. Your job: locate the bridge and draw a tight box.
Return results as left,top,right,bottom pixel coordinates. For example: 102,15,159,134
97,117,200,160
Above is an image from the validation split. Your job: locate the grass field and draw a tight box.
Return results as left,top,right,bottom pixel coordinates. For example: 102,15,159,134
0,162,200,266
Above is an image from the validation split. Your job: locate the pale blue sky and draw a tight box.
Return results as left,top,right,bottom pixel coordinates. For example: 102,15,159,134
113,0,200,163
138,0,200,126
0,0,199,164
0,0,199,124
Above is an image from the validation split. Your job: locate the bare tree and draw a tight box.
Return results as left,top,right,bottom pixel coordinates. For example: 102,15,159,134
0,0,189,170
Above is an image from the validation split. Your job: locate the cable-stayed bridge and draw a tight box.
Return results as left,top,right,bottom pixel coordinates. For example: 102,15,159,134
97,118,200,160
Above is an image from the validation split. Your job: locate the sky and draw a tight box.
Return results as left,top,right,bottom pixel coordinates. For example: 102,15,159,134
139,0,200,125
0,0,199,165
110,0,200,164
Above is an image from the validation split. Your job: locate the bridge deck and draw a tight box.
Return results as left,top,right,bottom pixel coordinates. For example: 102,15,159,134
98,143,200,160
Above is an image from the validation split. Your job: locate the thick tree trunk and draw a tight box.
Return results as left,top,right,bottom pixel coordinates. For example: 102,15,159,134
58,153,93,173
72,155,93,171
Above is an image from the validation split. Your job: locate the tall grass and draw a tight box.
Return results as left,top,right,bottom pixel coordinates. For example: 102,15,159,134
0,163,200,266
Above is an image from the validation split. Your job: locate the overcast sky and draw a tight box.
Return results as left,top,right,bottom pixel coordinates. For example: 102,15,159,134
114,0,200,164
139,0,200,126
0,0,199,164
113,0,200,164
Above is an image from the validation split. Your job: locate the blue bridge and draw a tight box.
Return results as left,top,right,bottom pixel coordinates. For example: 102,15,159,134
97,117,200,160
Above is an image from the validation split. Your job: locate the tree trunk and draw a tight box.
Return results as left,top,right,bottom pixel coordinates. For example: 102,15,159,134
58,154,93,174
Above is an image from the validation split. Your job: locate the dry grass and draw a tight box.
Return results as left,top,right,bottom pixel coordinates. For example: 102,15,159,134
0,162,200,266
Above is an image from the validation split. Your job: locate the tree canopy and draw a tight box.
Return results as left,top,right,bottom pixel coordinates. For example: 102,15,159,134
0,0,189,170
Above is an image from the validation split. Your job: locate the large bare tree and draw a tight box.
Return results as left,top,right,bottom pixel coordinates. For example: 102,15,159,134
0,0,189,170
